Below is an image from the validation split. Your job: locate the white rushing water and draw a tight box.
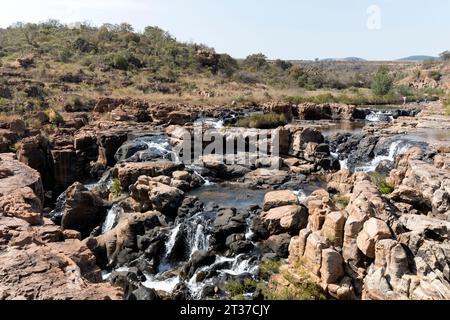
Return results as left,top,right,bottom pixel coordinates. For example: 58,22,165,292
101,204,123,234
354,140,412,172
143,276,181,292
366,111,394,122
188,164,214,186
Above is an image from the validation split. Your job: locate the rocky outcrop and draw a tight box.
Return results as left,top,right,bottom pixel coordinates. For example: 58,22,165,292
129,176,185,215
114,161,184,189
61,182,108,238
288,167,450,300
297,103,364,121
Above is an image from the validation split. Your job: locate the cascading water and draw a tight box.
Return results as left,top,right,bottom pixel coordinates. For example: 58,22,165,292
354,139,413,172
366,111,394,122
101,204,123,234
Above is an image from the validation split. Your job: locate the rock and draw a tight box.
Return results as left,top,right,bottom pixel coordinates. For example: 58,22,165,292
213,208,247,246
61,182,107,238
0,153,44,204
182,250,216,279
398,214,450,238
89,211,165,268
244,168,289,187
322,211,346,247
261,205,308,235
129,286,159,301
115,161,184,189
0,187,43,225
321,248,345,284
16,135,51,186
260,233,291,258
130,177,184,215
9,119,26,136
327,170,354,195
303,231,328,276
356,218,392,259
263,102,294,121
290,127,325,158
263,190,299,211
0,243,122,300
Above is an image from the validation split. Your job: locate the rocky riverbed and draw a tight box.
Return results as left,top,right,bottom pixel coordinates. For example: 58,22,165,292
0,99,449,300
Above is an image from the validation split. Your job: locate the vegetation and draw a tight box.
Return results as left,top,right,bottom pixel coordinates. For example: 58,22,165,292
110,178,122,196
237,112,287,129
371,67,394,96
45,108,64,126
259,259,282,280
333,194,350,209
261,262,326,300
224,278,257,298
371,172,394,194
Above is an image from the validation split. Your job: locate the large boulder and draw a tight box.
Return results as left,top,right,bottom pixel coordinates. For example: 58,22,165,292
0,153,44,204
61,182,108,238
261,205,308,235
115,161,184,189
263,190,300,211
356,218,392,259
130,176,184,215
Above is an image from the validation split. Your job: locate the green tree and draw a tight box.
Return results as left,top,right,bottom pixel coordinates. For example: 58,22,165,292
243,53,268,72
371,67,393,96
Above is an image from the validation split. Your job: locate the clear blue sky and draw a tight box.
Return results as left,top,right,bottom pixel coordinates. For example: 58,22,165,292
1,0,449,60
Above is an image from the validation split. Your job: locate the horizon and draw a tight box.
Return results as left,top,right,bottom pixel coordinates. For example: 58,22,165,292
0,0,449,61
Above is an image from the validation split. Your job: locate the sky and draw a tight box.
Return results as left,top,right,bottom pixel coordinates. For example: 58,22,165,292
0,0,449,60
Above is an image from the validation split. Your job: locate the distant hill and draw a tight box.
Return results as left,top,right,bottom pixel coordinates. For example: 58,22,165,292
320,57,366,62
398,55,438,61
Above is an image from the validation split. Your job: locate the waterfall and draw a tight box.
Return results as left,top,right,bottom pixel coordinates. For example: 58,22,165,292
366,111,394,122
188,165,214,186
101,204,123,234
355,140,412,172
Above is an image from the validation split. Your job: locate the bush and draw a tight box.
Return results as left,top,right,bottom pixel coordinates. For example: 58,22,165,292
429,71,442,82
111,178,122,196
372,67,393,96
237,112,287,129
111,53,129,70
259,260,282,280
224,278,257,297
371,172,394,194
333,194,350,209
45,108,64,126
397,85,413,97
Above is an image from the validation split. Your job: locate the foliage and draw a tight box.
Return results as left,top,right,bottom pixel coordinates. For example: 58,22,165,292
111,178,122,196
371,172,394,194
371,67,394,96
428,71,442,82
45,108,64,126
224,278,257,297
237,112,287,129
333,194,350,209
259,259,282,280
397,85,414,97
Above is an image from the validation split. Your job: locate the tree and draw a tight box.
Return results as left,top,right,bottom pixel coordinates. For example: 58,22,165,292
371,67,393,96
217,54,239,77
243,53,268,72
439,51,450,61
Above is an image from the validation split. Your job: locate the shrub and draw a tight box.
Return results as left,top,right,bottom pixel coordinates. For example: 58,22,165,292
371,172,394,194
45,108,64,126
224,278,257,297
259,260,282,280
237,112,287,129
111,53,129,70
333,194,350,209
428,71,442,82
111,178,122,196
371,67,393,96
397,85,413,97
